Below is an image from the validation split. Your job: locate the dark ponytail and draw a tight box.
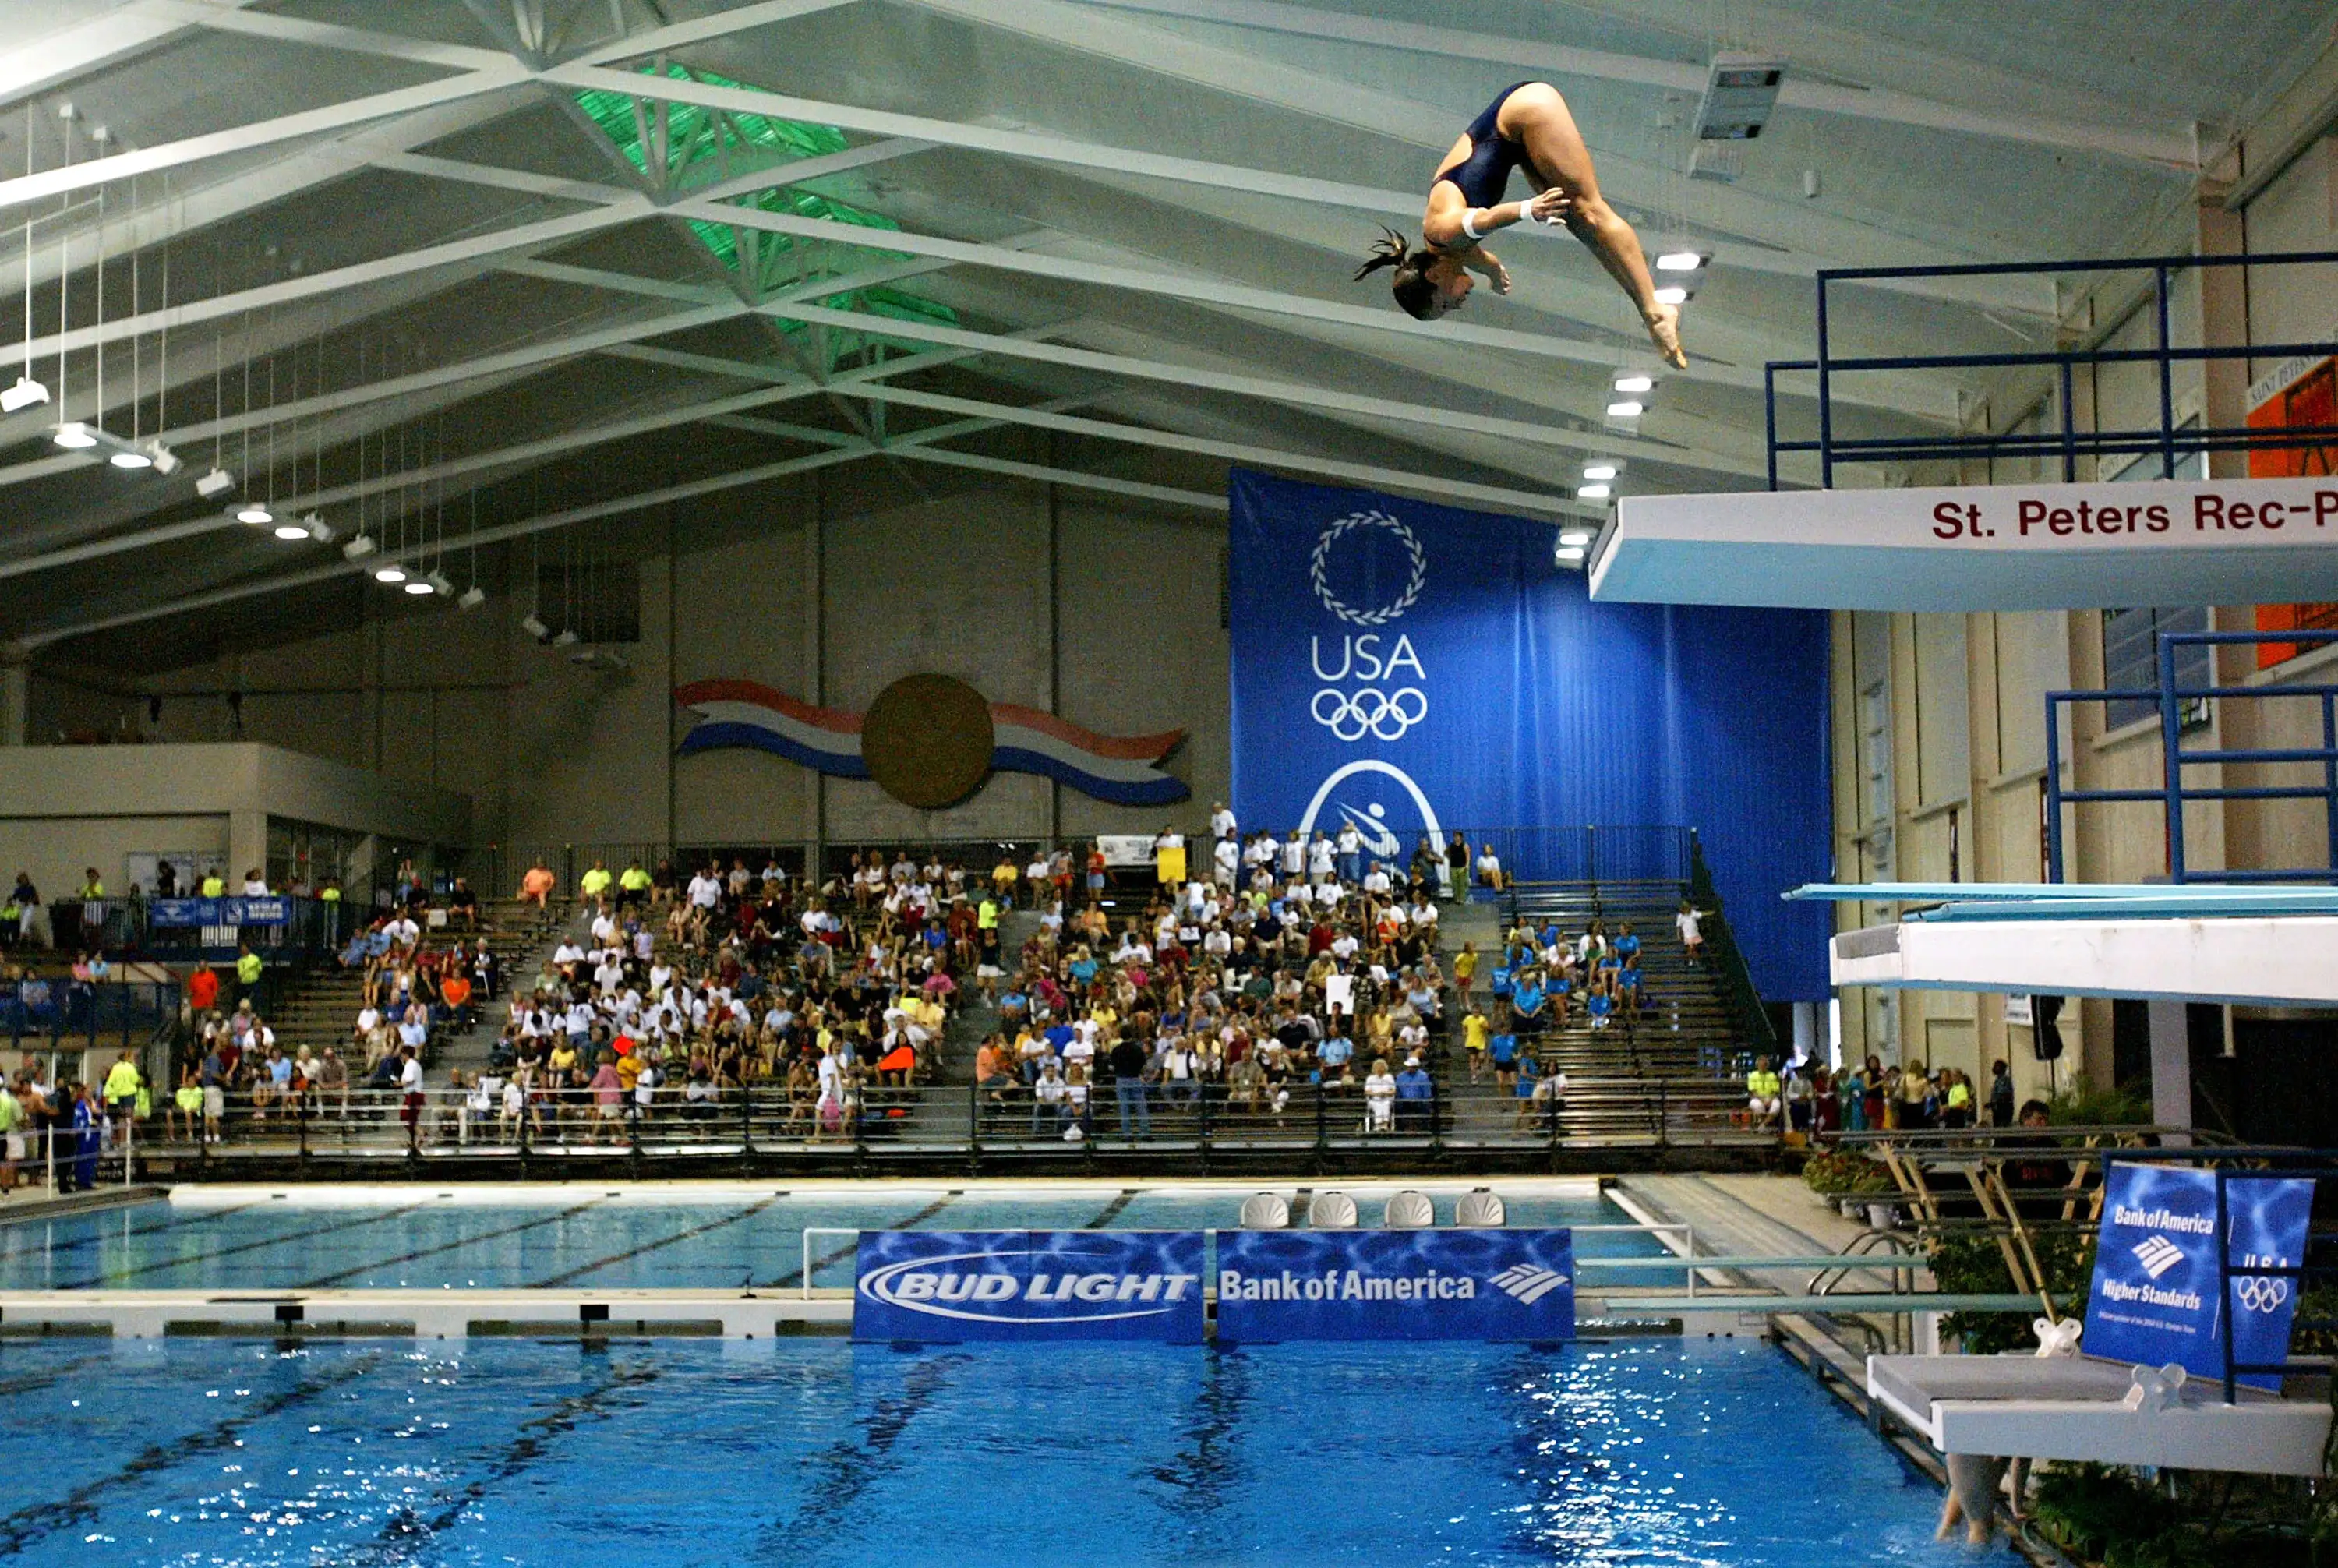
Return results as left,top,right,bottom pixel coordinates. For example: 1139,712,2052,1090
1353,227,1443,321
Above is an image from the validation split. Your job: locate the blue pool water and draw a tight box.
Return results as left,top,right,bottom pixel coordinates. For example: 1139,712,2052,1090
0,1188,1677,1291
0,1337,2010,1566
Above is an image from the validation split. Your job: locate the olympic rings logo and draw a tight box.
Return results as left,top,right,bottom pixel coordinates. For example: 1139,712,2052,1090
2236,1274,2290,1312
1312,686,1428,742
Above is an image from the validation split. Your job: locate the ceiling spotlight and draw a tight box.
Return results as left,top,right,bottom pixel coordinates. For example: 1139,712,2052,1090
1655,251,1706,272
1652,285,1690,306
1583,463,1619,481
1556,546,1587,563
1606,400,1645,418
403,578,436,596
521,613,549,641
298,513,333,544
1612,373,1655,394
0,376,48,414
341,533,377,560
373,563,408,584
1577,484,1612,500
1559,530,1594,546
196,467,235,499
108,449,153,470
550,628,581,648
272,522,309,541
457,585,486,611
51,422,97,449
425,570,454,595
235,503,274,525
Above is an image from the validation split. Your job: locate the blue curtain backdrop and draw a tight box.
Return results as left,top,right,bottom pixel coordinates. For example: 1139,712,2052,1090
1228,468,1831,1001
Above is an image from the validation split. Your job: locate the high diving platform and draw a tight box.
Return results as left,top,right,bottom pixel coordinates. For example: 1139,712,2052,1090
1588,246,2338,610
1789,883,2338,1007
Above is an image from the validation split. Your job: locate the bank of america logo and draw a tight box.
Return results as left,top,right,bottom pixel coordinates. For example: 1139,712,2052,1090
1491,1263,1570,1305
2132,1236,2186,1280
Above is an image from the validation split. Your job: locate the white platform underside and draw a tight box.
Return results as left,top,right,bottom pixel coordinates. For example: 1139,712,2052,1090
1591,476,2338,609
1870,1354,2331,1476
1831,916,2338,1006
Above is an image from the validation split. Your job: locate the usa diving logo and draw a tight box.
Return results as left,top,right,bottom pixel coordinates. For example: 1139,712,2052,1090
1294,760,1446,852
1490,1263,1571,1306
2132,1235,2186,1280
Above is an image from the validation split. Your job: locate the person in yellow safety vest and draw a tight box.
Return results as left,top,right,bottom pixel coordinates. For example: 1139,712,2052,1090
616,860,652,912
103,1051,143,1125
235,942,265,1017
1745,1055,1783,1130
200,867,227,897
579,860,613,902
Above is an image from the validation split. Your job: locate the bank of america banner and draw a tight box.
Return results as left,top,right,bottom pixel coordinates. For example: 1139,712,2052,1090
2082,1163,2312,1388
853,1231,1204,1343
1227,470,1831,999
1216,1228,1574,1343
149,897,290,927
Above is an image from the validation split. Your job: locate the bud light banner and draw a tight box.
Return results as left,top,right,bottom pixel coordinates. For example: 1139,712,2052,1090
853,1231,1205,1343
1227,469,1831,1000
1216,1228,1575,1343
2083,1162,2314,1389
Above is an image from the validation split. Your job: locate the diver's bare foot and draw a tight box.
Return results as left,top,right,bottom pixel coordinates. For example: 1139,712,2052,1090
1644,303,1686,369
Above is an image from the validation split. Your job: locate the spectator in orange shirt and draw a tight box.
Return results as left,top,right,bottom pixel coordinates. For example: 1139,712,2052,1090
518,862,555,909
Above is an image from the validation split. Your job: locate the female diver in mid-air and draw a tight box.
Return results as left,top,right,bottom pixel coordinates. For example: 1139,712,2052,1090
1357,80,1687,369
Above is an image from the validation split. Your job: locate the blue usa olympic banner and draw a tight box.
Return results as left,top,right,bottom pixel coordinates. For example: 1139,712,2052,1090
148,897,290,927
853,1231,1205,1343
1227,468,1831,1000
1215,1228,1574,1343
2083,1162,2314,1388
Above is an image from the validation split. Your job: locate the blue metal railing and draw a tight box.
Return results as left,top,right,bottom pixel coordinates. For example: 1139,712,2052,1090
2045,629,2338,883
1765,248,2338,489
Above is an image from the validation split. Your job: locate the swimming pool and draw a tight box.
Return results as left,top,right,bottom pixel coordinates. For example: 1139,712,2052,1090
0,1182,1683,1290
0,1183,1677,1292
0,1337,2011,1566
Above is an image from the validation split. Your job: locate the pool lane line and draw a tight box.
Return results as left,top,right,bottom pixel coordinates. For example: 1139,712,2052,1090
528,1195,783,1288
753,1351,973,1559
391,1361,664,1542
293,1197,611,1290
1085,1189,1141,1228
2,1199,271,1265
754,1192,962,1291
0,1350,111,1403
0,1350,383,1556
85,1202,438,1290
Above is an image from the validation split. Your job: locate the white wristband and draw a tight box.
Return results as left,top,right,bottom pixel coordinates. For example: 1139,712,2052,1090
1460,208,1485,241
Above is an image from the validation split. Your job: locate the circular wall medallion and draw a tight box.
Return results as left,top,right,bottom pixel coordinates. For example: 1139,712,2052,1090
860,673,996,810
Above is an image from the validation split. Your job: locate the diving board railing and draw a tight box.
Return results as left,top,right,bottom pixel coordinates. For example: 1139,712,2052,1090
1764,247,2338,489
2046,628,2338,884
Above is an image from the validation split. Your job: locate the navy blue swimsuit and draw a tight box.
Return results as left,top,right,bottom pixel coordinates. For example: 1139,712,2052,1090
1435,82,1535,208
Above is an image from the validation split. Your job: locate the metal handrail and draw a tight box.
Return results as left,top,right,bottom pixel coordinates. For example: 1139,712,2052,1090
1803,1230,1919,1298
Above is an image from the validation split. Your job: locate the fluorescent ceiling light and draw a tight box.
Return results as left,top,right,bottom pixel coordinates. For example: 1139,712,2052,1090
108,450,153,469
1,376,48,413
1559,530,1594,546
272,523,309,541
234,504,274,525
457,585,486,611
51,422,97,449
1652,285,1690,305
424,570,454,596
1556,546,1587,562
1606,401,1644,418
373,563,408,584
300,513,333,543
1577,483,1611,500
195,468,235,498
403,578,436,596
1612,373,1655,393
341,533,376,560
520,613,549,641
550,628,581,648
1655,251,1704,272
1583,464,1619,481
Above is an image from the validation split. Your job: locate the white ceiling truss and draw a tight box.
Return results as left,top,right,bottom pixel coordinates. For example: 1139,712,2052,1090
0,0,2319,658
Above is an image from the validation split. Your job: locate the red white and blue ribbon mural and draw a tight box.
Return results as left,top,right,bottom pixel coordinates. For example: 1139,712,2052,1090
674,679,1190,807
